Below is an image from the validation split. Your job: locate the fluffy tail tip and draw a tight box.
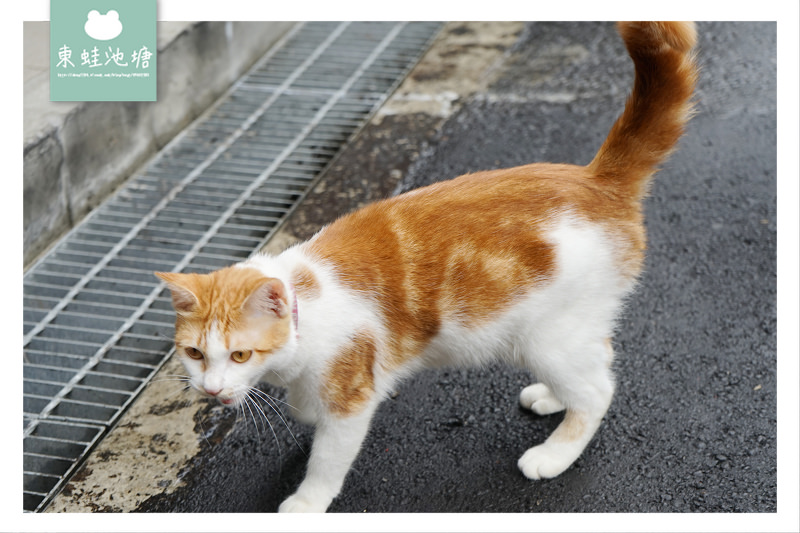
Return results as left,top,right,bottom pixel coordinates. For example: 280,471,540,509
617,21,697,54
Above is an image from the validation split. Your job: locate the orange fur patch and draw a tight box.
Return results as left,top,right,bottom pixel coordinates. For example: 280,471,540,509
604,337,615,368
323,331,377,416
291,264,321,300
550,409,587,443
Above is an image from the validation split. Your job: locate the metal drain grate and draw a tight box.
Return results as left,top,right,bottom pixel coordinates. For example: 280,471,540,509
22,21,443,512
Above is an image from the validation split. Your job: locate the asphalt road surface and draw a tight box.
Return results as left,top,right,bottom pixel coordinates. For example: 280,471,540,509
137,21,777,515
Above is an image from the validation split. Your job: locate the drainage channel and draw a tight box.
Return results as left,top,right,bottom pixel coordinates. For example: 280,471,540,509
22,20,443,513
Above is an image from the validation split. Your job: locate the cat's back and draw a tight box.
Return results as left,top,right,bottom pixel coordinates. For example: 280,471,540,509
305,162,641,274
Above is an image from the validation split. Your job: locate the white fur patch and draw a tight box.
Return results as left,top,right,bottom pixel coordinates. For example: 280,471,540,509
201,321,228,395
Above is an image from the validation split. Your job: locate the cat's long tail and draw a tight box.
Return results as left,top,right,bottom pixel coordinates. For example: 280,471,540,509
588,21,698,200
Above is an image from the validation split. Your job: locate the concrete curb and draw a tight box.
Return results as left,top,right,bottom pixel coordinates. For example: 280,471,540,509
23,21,296,267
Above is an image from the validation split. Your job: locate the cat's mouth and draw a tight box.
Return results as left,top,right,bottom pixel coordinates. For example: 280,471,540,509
201,390,237,405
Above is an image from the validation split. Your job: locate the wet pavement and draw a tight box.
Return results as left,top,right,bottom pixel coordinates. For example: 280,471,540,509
48,21,781,522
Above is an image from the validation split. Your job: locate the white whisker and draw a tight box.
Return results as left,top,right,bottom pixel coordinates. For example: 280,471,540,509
196,409,213,450
235,396,245,426
241,393,261,437
270,370,289,386
248,386,307,457
246,390,282,459
247,394,268,432
248,387,297,419
253,388,299,411
150,373,192,383
162,384,191,401
150,375,193,400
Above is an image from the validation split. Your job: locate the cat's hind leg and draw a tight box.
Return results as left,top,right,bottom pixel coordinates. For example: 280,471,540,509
520,337,614,415
519,383,565,415
517,338,615,480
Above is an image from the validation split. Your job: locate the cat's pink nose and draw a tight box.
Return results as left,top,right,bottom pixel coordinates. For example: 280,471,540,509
204,387,222,397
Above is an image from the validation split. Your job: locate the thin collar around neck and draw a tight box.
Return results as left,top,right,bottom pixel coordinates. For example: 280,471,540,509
290,285,299,339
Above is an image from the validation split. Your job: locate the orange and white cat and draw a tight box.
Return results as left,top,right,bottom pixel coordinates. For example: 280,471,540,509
156,21,697,512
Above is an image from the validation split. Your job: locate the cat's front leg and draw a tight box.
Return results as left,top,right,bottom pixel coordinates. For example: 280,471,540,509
278,402,377,512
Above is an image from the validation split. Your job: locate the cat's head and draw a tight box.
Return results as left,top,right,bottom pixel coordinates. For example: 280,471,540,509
155,266,296,406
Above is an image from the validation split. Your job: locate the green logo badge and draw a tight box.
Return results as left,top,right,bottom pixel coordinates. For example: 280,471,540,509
50,0,157,101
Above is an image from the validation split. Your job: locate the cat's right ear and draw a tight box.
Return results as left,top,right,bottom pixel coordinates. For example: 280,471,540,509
155,272,199,314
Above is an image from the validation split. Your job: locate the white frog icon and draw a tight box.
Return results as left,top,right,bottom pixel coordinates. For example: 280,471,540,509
84,10,123,41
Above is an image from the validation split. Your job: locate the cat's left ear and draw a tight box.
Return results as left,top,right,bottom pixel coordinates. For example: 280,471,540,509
155,271,199,315
243,278,289,320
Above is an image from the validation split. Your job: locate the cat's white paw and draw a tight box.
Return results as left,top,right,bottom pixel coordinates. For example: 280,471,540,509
519,383,565,416
278,493,330,513
518,442,575,480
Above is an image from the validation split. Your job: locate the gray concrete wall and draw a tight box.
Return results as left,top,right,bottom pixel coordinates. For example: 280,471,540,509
23,21,296,267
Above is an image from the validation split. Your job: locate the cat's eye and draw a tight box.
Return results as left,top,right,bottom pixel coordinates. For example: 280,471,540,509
184,346,204,360
231,350,252,363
